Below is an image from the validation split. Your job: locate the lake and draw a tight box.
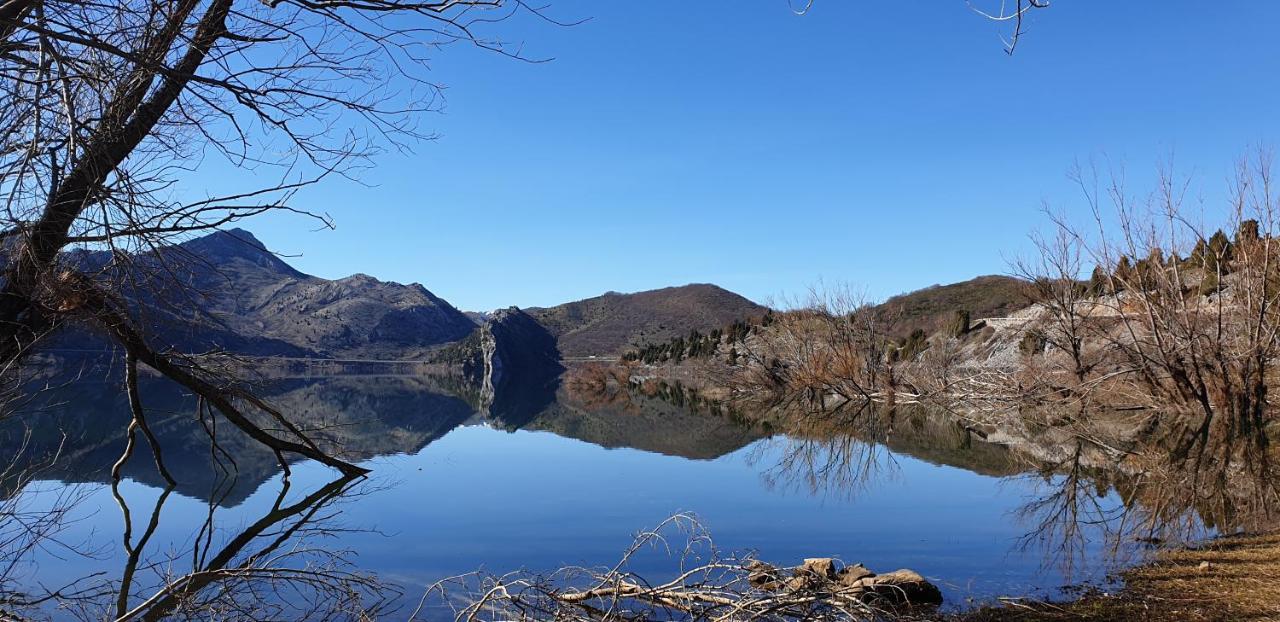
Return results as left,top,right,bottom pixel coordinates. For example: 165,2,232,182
0,367,1186,619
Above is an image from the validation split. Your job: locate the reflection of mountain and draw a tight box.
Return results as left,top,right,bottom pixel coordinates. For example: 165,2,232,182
7,362,1038,511
525,384,767,460
1,371,475,505
722,402,1029,479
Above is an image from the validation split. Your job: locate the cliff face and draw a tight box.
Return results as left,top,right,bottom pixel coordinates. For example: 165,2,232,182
477,308,564,410
481,308,562,381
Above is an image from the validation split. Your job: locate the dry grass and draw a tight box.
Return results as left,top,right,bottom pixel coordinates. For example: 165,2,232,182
958,532,1280,622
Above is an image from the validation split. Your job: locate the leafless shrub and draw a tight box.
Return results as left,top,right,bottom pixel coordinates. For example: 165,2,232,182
731,285,900,411
1009,152,1280,472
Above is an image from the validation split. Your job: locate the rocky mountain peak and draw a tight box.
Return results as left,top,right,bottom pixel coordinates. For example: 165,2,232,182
175,228,304,277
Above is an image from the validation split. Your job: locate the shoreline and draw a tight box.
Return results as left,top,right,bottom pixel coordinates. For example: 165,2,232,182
955,531,1280,621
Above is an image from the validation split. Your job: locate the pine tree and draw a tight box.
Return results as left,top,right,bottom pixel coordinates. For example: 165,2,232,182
1019,330,1047,356
1088,265,1108,295
1208,229,1233,264
1236,219,1261,245
947,309,971,338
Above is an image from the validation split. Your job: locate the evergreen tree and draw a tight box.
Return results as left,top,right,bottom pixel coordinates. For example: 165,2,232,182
1088,265,1109,295
1019,330,1047,356
947,309,971,338
899,329,929,360
1236,219,1261,245
1208,229,1233,264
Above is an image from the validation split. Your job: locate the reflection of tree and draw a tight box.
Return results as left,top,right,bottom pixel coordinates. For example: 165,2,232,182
733,393,1277,581
1013,441,1134,577
0,435,104,615
3,471,395,621
746,403,898,501
1009,410,1278,579
0,372,476,506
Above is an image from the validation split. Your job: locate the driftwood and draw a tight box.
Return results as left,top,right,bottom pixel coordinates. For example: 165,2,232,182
416,514,941,622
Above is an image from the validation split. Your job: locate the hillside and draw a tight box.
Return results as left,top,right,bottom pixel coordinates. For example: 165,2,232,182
527,284,768,357
876,275,1030,339
61,229,476,359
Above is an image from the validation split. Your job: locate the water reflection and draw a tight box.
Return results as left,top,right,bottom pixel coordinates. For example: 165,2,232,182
3,369,476,505
1,362,1273,618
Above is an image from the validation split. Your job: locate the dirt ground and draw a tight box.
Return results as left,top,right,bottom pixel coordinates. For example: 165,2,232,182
955,532,1280,622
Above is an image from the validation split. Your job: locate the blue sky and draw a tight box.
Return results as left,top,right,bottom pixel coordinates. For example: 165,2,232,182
232,1,1280,311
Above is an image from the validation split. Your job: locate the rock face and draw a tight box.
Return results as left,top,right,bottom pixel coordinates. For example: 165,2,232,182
428,307,565,424
477,307,564,402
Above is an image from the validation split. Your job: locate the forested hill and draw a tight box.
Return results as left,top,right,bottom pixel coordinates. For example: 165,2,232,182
526,284,768,358
877,275,1030,340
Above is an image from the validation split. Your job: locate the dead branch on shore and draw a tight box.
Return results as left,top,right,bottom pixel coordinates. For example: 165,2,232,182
416,514,941,622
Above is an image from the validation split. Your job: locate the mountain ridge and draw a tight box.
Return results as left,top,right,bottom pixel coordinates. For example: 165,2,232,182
45,230,769,365
527,283,768,357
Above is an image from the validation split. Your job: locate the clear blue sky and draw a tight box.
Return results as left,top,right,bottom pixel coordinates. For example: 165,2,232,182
234,1,1280,312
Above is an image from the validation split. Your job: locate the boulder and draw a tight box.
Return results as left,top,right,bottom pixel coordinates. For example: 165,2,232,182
836,563,875,586
754,558,942,609
854,569,943,607
785,558,838,591
746,560,783,590
799,558,838,580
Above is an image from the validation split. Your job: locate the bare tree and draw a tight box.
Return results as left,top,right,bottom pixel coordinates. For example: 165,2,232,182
965,0,1050,54
0,0,544,474
731,286,901,410
1004,151,1280,560
1047,154,1280,464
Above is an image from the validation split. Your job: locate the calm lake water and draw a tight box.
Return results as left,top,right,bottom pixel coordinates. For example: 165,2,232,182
3,368,1169,617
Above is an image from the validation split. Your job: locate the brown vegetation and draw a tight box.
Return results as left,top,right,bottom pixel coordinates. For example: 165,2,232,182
879,276,1031,341
530,284,768,358
960,531,1280,622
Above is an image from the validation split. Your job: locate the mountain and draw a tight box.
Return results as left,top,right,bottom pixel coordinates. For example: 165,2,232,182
58,229,476,359
46,231,769,364
875,275,1030,339
527,284,768,357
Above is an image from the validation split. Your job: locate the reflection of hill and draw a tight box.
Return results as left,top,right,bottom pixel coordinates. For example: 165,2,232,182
731,403,1029,478
6,365,1030,510
1,372,474,505
525,385,767,460
876,409,1026,478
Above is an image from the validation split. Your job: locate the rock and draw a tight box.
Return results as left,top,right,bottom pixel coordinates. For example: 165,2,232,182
798,558,838,580
746,560,782,590
784,558,838,591
1198,561,1213,572
836,563,875,586
755,559,942,609
857,569,943,607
